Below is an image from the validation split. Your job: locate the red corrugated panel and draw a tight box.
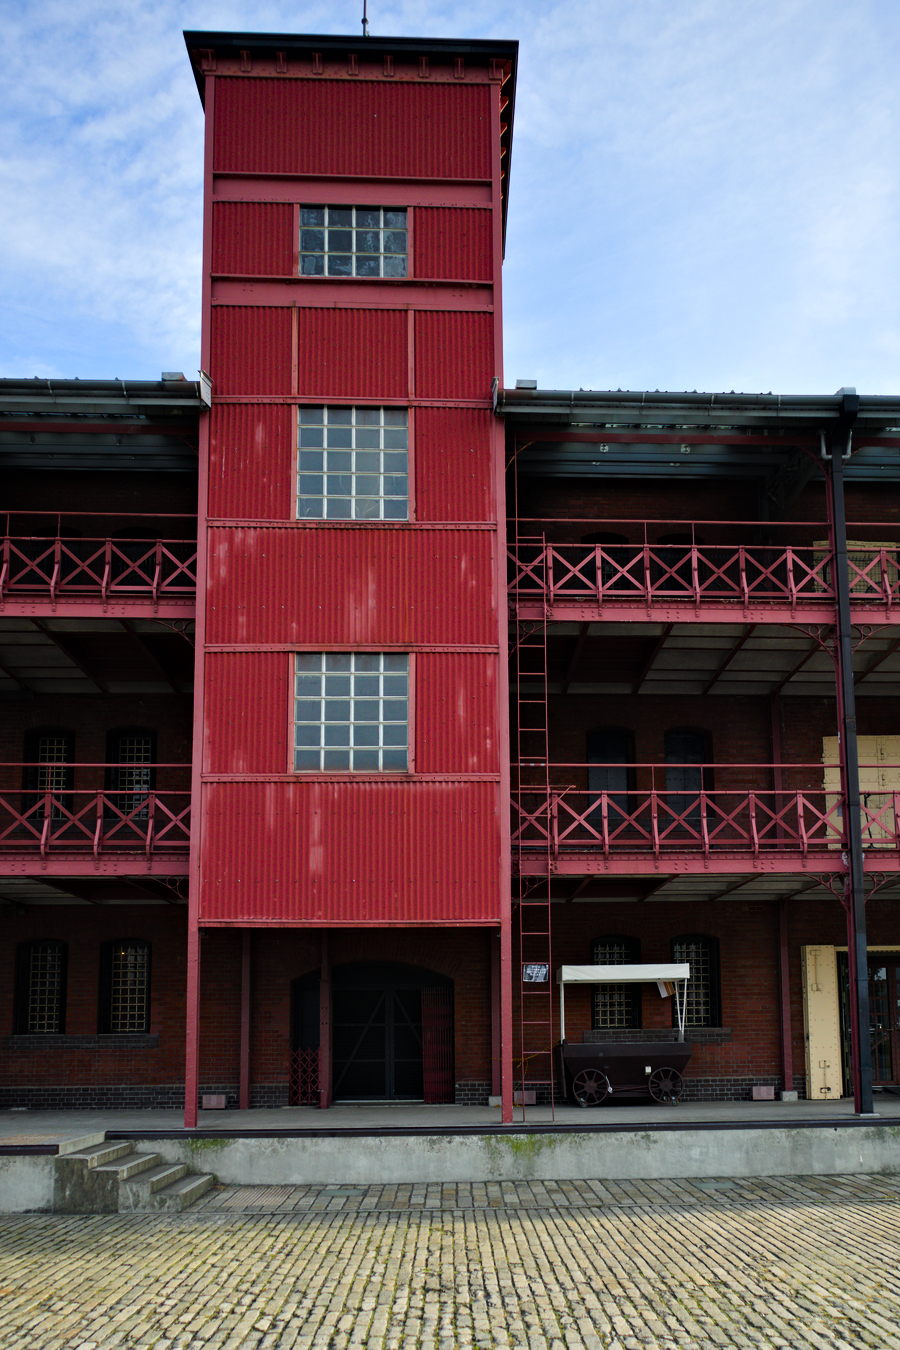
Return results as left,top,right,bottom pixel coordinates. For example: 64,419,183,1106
416,653,498,774
211,202,294,275
415,408,497,522
208,404,293,520
415,311,494,401
198,780,501,923
210,307,292,396
297,308,407,399
205,526,496,645
214,79,492,181
202,653,288,774
415,208,493,282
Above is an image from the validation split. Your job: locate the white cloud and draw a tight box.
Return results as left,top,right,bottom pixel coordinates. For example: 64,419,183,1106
2,0,900,389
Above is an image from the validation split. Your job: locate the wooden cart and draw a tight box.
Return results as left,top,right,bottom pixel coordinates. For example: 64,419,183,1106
554,963,693,1106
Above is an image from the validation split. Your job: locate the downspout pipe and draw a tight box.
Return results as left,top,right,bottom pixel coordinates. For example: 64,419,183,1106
826,389,874,1114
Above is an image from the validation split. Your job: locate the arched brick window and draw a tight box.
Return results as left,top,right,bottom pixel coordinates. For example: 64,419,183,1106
15,940,67,1033
591,935,641,1029
671,935,721,1027
100,939,151,1033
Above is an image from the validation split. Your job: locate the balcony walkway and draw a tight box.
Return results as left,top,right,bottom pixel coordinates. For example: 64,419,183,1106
510,531,900,624
0,773,190,874
1,520,196,618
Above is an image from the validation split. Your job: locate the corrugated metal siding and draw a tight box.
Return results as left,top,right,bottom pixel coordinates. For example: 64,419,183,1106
210,307,293,396
214,79,492,181
297,308,407,399
415,311,494,401
211,202,294,275
415,408,497,522
416,653,498,774
202,653,288,774
198,780,501,923
415,208,493,282
205,526,497,645
208,404,294,520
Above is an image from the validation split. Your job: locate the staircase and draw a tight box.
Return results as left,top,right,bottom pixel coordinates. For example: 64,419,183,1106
54,1138,215,1214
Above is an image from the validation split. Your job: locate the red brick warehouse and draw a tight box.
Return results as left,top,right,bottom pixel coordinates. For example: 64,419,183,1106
3,23,900,1123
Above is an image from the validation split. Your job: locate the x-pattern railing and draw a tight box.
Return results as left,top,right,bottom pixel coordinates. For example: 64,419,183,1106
0,535,197,600
510,542,900,607
0,790,191,856
514,787,900,858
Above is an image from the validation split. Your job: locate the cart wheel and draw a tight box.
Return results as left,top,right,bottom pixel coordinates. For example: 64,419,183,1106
571,1069,611,1107
648,1067,683,1104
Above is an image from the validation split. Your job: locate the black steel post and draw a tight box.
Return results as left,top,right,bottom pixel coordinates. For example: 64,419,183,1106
827,411,874,1114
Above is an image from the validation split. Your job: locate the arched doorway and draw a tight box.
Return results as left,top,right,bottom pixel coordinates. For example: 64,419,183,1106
291,962,454,1103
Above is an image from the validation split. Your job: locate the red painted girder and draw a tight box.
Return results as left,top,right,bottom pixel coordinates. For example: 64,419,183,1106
514,600,838,625
211,280,494,309
0,855,188,876
515,853,895,876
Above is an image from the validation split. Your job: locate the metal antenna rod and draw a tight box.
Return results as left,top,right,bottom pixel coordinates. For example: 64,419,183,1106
362,1,370,37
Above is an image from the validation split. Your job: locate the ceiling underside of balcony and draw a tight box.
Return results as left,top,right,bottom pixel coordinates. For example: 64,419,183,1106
530,620,900,697
0,617,194,697
531,873,900,904
0,875,187,906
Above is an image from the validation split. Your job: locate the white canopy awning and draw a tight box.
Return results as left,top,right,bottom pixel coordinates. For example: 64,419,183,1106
558,964,690,985
557,963,691,1041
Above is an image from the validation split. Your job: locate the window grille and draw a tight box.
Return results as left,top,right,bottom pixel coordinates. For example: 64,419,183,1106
109,732,154,820
591,936,641,1028
672,936,720,1027
27,731,74,822
297,407,408,520
294,653,409,772
17,940,66,1033
102,940,150,1033
300,206,408,277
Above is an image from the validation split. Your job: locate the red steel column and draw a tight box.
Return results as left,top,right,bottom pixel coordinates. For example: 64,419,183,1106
183,72,215,1130
318,931,332,1109
239,930,252,1110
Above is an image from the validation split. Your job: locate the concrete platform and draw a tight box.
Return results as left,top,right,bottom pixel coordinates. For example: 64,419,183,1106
3,1096,900,1203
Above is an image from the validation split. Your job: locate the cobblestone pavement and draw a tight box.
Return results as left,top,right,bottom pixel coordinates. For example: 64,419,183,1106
3,1174,900,1348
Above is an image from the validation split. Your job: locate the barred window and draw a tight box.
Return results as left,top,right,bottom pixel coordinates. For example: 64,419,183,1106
591,936,641,1029
297,407,408,520
300,206,408,278
107,729,155,821
672,935,721,1027
15,940,67,1033
294,653,409,772
100,940,150,1033
23,728,74,822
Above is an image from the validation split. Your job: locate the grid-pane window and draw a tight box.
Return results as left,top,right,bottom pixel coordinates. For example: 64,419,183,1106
102,940,150,1033
592,936,641,1029
27,731,74,822
109,732,154,821
297,407,408,521
300,206,408,277
16,941,66,1033
672,935,720,1027
294,653,409,772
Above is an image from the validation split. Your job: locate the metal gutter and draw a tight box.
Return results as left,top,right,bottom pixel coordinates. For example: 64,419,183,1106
0,378,206,419
499,388,900,432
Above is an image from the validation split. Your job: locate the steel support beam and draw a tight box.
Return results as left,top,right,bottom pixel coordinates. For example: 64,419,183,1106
827,411,874,1115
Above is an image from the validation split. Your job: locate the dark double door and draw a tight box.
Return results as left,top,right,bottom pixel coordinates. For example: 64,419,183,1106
840,952,900,1087
293,962,454,1102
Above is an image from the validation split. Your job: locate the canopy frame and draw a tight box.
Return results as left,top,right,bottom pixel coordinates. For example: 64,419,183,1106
557,963,691,1042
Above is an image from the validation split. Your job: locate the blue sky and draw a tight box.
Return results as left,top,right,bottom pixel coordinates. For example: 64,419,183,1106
3,0,900,394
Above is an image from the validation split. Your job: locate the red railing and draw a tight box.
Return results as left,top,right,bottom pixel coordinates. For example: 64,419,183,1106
0,763,191,856
513,762,900,860
509,519,900,608
0,513,197,602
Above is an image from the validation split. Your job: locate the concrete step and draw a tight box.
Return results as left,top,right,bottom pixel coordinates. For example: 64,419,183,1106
94,1150,163,1182
145,1171,216,1213
56,1133,107,1157
61,1140,134,1169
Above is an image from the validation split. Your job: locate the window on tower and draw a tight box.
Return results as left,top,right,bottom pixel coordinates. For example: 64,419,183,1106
293,653,409,772
297,406,408,520
300,206,408,277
